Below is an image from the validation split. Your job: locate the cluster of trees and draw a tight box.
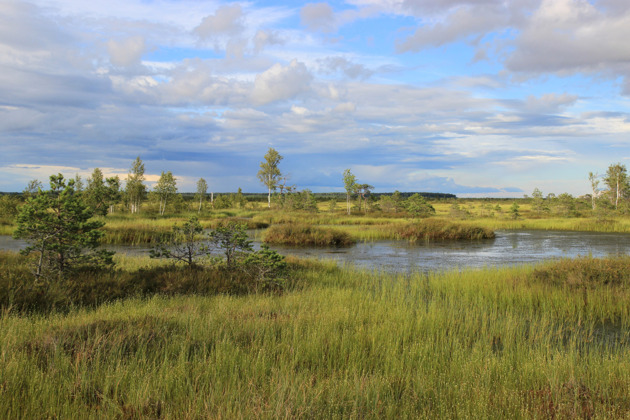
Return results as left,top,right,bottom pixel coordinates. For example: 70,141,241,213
6,153,630,220
588,163,630,213
12,174,286,288
11,157,219,217
2,150,448,218
256,148,321,212
525,162,630,219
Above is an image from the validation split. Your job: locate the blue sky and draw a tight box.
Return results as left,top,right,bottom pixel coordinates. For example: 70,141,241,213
1,0,630,196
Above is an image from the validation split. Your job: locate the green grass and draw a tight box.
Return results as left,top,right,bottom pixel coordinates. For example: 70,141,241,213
338,218,495,241
1,255,630,418
458,217,630,233
263,223,356,246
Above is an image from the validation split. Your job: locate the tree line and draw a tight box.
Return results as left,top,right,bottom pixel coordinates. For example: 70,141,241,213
2,153,629,220
526,162,630,218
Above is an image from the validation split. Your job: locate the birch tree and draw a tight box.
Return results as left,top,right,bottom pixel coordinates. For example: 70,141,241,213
257,148,283,208
343,169,357,215
154,171,177,215
125,157,146,214
588,172,600,210
604,163,629,210
195,178,208,213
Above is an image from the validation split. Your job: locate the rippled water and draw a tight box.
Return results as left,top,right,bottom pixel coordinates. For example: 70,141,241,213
2,230,630,273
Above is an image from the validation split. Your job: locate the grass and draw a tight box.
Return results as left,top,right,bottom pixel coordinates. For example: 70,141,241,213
338,218,495,242
98,211,269,244
1,254,630,418
0,251,297,311
263,223,356,246
458,217,630,233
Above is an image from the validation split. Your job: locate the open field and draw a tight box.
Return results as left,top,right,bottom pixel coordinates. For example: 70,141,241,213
1,253,629,418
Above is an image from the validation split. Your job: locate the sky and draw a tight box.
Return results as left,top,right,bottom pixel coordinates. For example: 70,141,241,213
1,0,630,196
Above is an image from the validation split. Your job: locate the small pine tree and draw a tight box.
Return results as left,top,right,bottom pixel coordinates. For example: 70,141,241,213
406,194,436,218
13,174,114,281
509,202,520,219
150,217,208,266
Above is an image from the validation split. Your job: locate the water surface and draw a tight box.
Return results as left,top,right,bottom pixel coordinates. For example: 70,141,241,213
2,230,630,273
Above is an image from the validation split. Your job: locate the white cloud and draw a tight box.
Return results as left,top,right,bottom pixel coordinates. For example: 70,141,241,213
107,36,147,67
253,30,284,53
300,3,336,32
194,4,244,40
251,60,313,105
397,4,510,52
506,0,630,78
319,56,374,79
523,93,578,113
333,102,356,113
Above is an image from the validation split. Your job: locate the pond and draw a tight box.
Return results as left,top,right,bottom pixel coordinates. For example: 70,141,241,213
2,230,630,273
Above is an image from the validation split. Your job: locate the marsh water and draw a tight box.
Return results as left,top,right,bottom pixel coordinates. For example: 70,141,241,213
2,229,630,273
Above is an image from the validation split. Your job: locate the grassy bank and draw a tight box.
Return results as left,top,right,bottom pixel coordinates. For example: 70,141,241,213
458,217,630,233
1,254,630,418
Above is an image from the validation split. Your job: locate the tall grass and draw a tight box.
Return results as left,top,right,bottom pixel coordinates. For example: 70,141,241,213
459,217,630,233
1,255,630,418
395,219,495,241
263,223,355,246
337,219,495,241
0,251,304,312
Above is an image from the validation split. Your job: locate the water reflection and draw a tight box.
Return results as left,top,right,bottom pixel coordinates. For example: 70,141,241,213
2,230,630,273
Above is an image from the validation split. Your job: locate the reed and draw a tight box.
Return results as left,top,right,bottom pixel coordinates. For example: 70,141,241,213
262,223,356,246
395,219,495,241
335,219,495,241
206,217,270,229
459,217,630,233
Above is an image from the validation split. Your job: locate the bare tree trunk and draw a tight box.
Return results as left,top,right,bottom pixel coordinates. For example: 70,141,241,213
616,176,620,210
35,243,45,281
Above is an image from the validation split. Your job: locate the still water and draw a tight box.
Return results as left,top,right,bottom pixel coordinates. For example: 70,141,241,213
2,230,629,273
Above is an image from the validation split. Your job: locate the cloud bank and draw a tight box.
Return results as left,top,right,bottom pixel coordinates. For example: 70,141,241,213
0,0,628,196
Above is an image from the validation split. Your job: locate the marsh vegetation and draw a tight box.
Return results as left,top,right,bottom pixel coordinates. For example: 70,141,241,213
1,254,630,418
2,164,630,418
